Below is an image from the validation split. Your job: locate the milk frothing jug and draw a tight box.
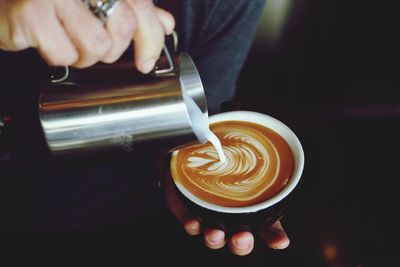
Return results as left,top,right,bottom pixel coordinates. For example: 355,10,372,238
39,47,209,158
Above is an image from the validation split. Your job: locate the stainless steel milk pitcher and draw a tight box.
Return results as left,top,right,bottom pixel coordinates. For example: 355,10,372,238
39,48,209,157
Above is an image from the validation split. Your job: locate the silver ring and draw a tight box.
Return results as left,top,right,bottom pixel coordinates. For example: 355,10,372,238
83,0,119,24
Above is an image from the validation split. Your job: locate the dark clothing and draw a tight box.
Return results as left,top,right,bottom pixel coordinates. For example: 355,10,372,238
0,0,265,231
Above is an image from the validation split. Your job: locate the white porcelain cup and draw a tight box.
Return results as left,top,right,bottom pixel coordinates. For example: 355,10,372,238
169,111,305,231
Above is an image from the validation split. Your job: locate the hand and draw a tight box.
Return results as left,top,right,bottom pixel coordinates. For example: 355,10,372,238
164,176,290,256
0,0,175,73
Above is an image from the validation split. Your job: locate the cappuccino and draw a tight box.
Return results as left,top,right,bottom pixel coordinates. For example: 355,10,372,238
171,120,294,207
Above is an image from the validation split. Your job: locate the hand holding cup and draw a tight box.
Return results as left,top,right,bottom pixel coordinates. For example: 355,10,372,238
166,111,305,255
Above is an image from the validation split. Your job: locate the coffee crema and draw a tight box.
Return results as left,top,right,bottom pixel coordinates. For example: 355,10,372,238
171,120,294,207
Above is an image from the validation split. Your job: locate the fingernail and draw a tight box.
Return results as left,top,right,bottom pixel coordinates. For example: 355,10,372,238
234,236,251,250
207,236,221,245
139,58,156,74
187,220,199,230
185,220,200,234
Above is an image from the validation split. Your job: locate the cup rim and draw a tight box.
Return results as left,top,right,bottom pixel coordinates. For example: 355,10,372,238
172,111,305,214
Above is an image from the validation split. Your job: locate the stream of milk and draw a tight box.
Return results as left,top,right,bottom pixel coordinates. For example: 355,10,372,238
182,88,226,163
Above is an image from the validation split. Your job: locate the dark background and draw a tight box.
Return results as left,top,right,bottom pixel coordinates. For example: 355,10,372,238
1,0,399,266
232,0,399,266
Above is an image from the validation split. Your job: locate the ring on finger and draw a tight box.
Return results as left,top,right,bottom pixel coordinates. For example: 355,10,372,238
83,0,120,24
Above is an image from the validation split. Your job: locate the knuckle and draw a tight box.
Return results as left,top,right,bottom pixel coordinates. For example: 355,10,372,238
115,13,136,40
92,32,111,54
116,25,135,42
5,2,47,50
116,26,133,41
81,31,111,57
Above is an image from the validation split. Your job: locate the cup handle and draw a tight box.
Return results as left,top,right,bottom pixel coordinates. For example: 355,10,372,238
50,66,70,84
154,31,178,76
153,45,175,75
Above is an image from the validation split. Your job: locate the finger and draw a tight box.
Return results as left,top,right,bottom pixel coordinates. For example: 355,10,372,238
126,0,165,73
203,228,226,250
0,22,30,51
228,231,254,256
163,175,200,236
101,1,137,63
35,22,79,66
33,15,79,66
164,175,191,222
155,8,175,35
56,0,112,68
183,219,201,236
0,1,31,51
260,220,290,250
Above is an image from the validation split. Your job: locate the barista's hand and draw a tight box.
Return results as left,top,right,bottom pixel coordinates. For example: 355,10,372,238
164,176,290,256
0,0,174,73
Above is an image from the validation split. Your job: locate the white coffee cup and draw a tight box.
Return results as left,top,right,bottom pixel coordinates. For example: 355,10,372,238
170,111,305,229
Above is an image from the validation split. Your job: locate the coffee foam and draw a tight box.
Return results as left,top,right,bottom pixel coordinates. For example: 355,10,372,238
171,120,294,207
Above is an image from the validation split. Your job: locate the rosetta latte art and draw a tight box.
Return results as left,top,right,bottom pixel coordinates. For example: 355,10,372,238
185,127,278,200
171,120,294,207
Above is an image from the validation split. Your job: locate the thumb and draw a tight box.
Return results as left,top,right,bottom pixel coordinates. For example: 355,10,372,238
163,175,200,235
164,175,192,223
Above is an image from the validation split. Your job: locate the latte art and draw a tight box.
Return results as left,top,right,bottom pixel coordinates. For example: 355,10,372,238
185,128,275,199
171,120,294,207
